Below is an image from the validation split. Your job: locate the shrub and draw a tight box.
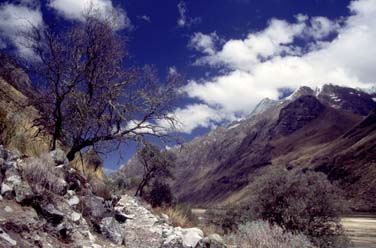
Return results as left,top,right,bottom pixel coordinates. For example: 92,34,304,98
225,220,315,248
23,154,66,195
104,172,131,195
248,168,349,248
205,205,249,234
148,181,173,207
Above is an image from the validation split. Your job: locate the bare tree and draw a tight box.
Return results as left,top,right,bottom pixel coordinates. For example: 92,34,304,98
135,142,175,197
17,11,180,161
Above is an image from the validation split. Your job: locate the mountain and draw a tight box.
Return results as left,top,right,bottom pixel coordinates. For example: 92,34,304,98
123,84,376,210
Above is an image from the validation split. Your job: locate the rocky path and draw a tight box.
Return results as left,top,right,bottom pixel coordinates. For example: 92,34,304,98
116,195,165,247
115,195,223,248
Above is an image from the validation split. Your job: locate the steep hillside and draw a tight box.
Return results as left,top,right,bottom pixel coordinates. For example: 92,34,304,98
124,85,376,209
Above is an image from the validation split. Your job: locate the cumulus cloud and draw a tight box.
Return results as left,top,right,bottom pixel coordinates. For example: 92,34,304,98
0,2,44,58
177,0,376,133
48,0,131,30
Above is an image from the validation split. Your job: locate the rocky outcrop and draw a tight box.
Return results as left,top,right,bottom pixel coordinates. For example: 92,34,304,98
276,95,325,135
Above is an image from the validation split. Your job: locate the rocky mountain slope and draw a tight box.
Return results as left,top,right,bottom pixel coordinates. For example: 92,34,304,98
124,84,376,210
0,146,225,247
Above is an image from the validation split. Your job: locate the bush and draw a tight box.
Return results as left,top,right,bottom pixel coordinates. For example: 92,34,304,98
248,169,349,248
23,154,66,195
205,205,249,234
148,181,173,207
104,172,131,195
225,220,315,248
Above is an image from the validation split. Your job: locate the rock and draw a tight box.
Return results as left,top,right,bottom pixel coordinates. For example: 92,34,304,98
14,180,33,204
43,204,65,225
4,206,13,212
114,211,128,223
1,183,13,197
81,195,107,218
50,149,68,166
181,228,204,247
70,212,81,222
100,217,124,244
0,145,7,159
208,234,224,244
6,149,21,161
67,192,80,206
0,158,4,166
1,167,33,203
0,227,17,247
163,227,204,248
196,235,226,248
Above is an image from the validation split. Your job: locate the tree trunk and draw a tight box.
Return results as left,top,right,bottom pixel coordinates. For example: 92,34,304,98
135,179,147,197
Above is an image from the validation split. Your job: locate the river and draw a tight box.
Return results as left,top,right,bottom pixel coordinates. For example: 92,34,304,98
341,214,376,248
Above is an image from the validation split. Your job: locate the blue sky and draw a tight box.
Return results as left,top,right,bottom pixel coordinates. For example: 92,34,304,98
1,0,376,170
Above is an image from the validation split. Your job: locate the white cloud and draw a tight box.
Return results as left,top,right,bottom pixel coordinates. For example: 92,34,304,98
168,66,178,76
177,0,376,133
48,0,131,30
189,32,219,55
177,1,200,28
138,15,151,23
171,104,233,133
0,2,44,58
177,1,187,27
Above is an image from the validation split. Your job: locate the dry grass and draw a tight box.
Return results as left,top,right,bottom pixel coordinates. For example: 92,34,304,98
22,154,66,195
70,151,104,181
90,181,112,200
153,205,198,228
224,221,315,248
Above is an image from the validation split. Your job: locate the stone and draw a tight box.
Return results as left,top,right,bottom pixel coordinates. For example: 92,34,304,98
0,227,17,246
14,180,33,204
195,235,226,248
50,149,68,166
6,149,21,161
100,217,124,244
0,158,4,166
1,183,13,195
181,228,203,247
67,195,80,206
43,204,65,225
208,234,224,244
0,146,7,159
70,212,81,222
4,206,13,213
82,195,107,218
114,211,128,223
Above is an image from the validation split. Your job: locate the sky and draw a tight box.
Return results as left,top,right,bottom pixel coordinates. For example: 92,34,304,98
1,0,376,170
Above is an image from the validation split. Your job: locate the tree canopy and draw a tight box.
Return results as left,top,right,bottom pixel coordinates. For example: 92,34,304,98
17,11,180,161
